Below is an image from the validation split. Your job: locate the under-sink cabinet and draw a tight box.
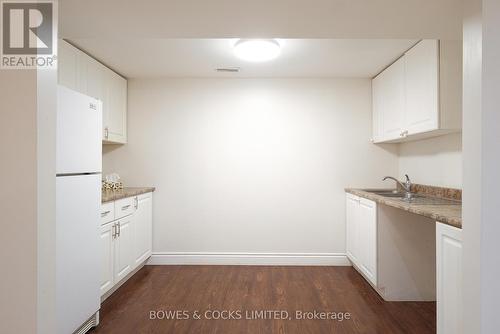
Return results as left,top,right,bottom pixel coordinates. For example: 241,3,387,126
346,193,377,286
345,192,437,301
100,192,153,297
345,192,463,333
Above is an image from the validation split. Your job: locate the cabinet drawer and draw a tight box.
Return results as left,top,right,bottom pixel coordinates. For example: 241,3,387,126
114,197,136,219
101,202,115,225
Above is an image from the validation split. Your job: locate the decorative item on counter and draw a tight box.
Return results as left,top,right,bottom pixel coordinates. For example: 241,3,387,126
102,173,123,191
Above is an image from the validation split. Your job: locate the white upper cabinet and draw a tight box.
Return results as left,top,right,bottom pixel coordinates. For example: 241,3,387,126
372,57,405,142
105,69,127,143
86,57,107,113
58,40,80,91
372,39,462,143
57,39,127,144
404,40,439,135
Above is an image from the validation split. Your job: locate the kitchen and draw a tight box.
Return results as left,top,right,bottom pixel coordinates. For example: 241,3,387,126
0,1,498,334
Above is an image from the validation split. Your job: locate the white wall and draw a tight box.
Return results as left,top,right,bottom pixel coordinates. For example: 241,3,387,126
398,133,462,188
0,69,57,334
0,70,38,333
480,0,500,330
103,78,398,262
462,0,500,332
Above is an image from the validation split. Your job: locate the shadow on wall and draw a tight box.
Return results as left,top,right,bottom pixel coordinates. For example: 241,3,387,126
397,132,462,188
398,132,462,157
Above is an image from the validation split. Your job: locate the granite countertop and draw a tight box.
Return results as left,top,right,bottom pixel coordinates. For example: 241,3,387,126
345,188,462,229
102,187,156,203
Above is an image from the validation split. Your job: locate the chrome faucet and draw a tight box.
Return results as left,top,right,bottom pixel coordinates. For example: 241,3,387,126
383,174,413,199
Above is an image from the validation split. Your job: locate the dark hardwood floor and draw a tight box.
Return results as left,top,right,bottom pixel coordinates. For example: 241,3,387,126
90,266,435,334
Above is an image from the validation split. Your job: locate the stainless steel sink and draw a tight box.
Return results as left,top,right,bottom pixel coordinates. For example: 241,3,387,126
362,189,459,205
363,189,408,198
371,191,407,198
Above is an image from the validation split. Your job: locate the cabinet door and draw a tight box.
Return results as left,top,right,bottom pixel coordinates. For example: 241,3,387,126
404,40,439,135
86,57,108,140
372,74,382,142
100,222,115,296
114,216,134,283
346,194,360,265
379,57,405,141
436,223,462,334
358,198,377,286
76,51,88,93
105,70,127,143
133,193,153,267
58,40,79,91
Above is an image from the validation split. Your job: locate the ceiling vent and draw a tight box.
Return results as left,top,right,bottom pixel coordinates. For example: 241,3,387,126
216,67,240,73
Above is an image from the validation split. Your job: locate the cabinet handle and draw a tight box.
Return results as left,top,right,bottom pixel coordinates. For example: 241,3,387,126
101,210,110,217
112,223,116,239
104,127,109,139
134,197,138,209
121,205,131,210
117,222,121,237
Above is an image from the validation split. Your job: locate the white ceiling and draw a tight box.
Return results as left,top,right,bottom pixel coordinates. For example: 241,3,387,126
60,0,462,40
69,39,417,79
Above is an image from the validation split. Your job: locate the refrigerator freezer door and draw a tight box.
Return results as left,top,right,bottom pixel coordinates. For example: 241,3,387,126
57,85,102,174
56,174,101,334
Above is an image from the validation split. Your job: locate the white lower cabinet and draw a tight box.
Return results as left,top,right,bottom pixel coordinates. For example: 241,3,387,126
358,198,377,284
99,192,153,297
346,193,360,264
114,215,134,283
346,193,377,286
100,222,114,296
436,222,462,334
133,193,153,266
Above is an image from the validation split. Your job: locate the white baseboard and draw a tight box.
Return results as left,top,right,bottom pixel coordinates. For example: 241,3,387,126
147,252,351,266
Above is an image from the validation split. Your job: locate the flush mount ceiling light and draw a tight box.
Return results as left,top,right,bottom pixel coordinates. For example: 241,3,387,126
233,39,281,62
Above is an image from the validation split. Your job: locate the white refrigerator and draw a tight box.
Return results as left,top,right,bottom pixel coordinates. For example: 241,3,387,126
56,85,102,334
